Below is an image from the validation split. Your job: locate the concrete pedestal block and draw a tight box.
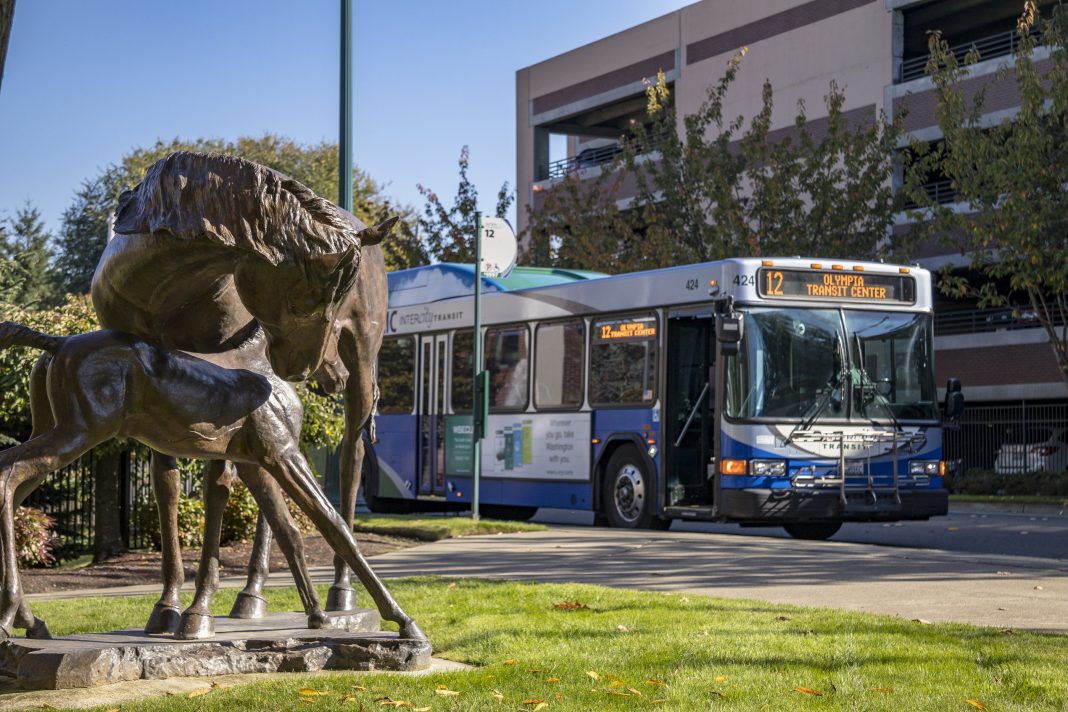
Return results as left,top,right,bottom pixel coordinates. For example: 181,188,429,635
0,610,432,690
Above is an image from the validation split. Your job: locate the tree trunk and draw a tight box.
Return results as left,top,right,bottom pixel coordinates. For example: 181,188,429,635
93,449,127,563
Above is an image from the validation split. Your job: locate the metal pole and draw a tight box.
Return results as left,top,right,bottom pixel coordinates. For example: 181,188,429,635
339,0,353,212
472,212,483,521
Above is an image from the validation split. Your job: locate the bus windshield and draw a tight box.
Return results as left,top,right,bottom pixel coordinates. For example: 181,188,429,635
725,307,937,422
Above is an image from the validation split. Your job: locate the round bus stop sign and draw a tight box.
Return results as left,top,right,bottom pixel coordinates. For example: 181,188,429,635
480,216,517,279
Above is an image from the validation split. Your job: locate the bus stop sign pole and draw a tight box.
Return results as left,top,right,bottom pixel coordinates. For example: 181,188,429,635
472,212,484,521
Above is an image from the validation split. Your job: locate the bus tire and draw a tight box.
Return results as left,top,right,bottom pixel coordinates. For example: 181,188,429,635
782,522,842,540
602,446,659,529
480,504,538,521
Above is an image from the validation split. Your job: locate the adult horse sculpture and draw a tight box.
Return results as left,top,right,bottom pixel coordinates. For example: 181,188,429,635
0,321,425,643
89,152,390,632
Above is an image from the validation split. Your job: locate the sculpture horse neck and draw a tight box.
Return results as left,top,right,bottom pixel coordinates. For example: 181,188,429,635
92,232,256,354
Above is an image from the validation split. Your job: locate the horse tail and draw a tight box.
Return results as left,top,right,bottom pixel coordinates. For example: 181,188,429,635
0,321,66,353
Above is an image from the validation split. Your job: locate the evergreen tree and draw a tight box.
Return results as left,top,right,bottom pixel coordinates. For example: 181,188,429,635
0,202,56,306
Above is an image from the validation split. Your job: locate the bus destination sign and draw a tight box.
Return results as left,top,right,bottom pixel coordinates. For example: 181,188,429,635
757,268,915,304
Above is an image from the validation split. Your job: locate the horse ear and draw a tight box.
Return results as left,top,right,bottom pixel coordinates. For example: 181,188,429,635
358,216,399,246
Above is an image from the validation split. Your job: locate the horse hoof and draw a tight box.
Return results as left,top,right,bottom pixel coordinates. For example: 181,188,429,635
399,619,428,643
229,592,268,619
175,612,215,640
145,603,182,634
26,617,52,640
307,611,329,629
325,585,356,612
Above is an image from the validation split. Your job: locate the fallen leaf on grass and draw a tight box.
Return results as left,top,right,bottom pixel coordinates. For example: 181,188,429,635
609,680,626,688
353,685,368,691
188,687,212,699
714,675,728,683
627,687,643,696
552,600,589,610
775,615,790,621
447,582,457,588
869,687,893,693
104,709,120,712
586,671,601,681
710,690,725,699
793,687,823,696
645,679,664,686
967,700,987,711
522,699,545,705
434,689,460,697
554,693,564,701
616,624,630,632
504,659,518,666
491,689,504,702
911,618,933,625
533,704,548,711
650,698,669,704
413,707,432,712
378,698,411,707
300,688,327,697
545,677,560,683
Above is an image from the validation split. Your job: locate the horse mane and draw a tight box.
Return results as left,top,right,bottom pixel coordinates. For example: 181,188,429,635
113,152,364,265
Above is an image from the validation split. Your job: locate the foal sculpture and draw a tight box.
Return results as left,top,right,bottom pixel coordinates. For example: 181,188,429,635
0,320,424,642
89,152,390,631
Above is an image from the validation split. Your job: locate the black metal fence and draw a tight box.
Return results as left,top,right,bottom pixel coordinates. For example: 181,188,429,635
944,401,1068,475
23,448,200,557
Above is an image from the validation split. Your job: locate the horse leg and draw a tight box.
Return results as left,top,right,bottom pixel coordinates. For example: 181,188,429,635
234,465,326,628
264,449,425,642
174,461,233,640
327,322,381,612
144,453,185,634
0,429,95,637
228,511,272,619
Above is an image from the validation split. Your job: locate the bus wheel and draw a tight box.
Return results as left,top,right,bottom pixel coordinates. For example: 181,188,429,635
480,504,538,521
782,522,842,540
603,447,659,529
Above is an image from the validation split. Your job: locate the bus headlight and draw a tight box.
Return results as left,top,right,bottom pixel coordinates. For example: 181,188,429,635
909,460,940,477
750,459,786,477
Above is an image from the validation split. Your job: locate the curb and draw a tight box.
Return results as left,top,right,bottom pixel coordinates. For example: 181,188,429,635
950,501,1066,517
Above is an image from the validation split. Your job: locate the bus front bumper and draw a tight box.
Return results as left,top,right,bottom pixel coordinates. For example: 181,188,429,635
718,487,949,523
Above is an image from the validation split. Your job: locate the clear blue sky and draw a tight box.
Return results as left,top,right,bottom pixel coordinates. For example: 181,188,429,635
0,0,690,236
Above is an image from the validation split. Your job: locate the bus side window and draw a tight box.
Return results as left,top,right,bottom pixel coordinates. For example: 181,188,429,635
377,336,415,414
535,320,585,410
485,325,529,411
451,331,473,412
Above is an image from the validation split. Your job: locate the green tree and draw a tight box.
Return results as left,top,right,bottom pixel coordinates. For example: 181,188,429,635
0,203,57,307
526,55,903,272
903,1,1068,384
53,135,426,292
418,145,514,263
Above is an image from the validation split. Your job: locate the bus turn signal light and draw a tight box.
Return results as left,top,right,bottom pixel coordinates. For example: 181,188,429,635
720,459,747,475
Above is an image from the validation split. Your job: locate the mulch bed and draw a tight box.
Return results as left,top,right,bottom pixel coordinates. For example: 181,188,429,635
20,532,416,594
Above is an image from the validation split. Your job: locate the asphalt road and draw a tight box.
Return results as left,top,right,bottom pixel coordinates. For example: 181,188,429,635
532,507,1068,561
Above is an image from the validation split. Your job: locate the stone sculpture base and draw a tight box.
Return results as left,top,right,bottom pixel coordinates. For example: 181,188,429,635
0,610,432,690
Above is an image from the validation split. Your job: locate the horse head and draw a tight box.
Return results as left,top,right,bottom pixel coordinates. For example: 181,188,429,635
234,217,396,382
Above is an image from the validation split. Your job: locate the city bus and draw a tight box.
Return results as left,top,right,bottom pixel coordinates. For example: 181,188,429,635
361,257,961,539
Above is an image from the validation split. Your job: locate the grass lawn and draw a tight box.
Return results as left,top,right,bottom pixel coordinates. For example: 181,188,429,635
351,515,545,541
26,578,1068,711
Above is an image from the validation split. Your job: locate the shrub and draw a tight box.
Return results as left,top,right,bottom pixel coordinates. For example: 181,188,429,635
137,491,206,551
14,506,57,567
221,481,259,546
945,468,1068,498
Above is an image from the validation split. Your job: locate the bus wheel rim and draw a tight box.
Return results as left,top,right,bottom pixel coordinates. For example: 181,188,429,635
613,464,644,523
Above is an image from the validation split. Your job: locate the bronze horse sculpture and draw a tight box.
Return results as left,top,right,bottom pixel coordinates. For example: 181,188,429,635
0,319,424,642
89,152,389,633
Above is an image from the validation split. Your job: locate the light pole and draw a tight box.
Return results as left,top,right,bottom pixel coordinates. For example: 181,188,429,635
339,0,353,212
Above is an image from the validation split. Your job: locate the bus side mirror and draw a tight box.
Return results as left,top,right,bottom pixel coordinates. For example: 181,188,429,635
716,313,744,356
944,377,963,421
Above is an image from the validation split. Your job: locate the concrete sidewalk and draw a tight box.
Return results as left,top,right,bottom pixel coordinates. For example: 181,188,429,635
29,525,1068,635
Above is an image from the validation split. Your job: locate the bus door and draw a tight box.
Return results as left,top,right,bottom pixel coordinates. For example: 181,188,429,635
417,333,448,497
665,310,715,506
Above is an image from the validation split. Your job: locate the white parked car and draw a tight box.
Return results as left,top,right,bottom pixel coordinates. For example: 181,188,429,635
994,427,1068,474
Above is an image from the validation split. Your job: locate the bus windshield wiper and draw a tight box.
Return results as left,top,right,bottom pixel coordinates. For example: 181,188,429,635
852,333,902,433
787,330,846,443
